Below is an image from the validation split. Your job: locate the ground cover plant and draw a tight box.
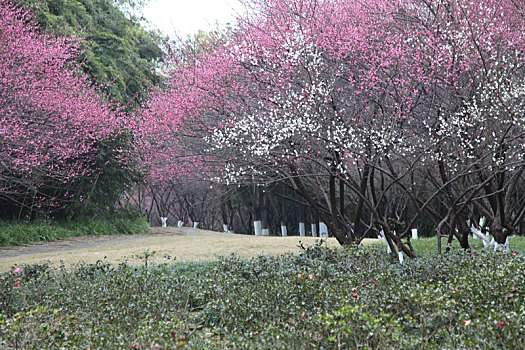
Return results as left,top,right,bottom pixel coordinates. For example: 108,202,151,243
1,243,523,349
0,215,149,247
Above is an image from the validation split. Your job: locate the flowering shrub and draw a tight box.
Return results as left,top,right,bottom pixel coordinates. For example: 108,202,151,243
0,246,523,348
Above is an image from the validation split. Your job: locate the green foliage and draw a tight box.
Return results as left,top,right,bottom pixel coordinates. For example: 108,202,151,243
15,0,165,108
0,215,149,247
62,132,144,218
1,244,524,349
321,305,406,349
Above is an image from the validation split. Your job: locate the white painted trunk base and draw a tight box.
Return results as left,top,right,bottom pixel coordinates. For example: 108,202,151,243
160,217,167,228
281,225,287,237
311,224,317,237
254,221,262,236
470,223,511,252
494,237,510,252
479,217,487,228
262,228,269,236
299,222,305,237
319,222,328,238
380,230,392,253
470,225,492,249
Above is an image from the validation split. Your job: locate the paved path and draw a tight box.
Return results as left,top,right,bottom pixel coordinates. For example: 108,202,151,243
0,227,198,258
0,227,353,272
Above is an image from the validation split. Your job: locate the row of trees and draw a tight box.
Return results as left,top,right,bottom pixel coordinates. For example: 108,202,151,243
4,0,525,258
129,181,320,236
138,0,525,257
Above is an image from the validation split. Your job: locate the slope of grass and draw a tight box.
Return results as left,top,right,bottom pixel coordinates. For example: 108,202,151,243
0,216,150,247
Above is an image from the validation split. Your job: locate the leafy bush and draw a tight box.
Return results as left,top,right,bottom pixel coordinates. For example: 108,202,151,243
1,244,524,349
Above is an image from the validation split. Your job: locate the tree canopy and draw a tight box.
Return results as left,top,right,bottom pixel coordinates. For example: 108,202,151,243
14,0,165,108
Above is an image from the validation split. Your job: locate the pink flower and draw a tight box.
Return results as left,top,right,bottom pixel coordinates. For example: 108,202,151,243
513,251,518,255
13,267,21,274
370,280,376,285
308,274,314,280
352,292,359,298
14,282,19,288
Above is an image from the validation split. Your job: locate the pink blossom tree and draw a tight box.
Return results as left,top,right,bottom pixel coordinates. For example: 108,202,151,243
139,0,525,256
0,0,132,218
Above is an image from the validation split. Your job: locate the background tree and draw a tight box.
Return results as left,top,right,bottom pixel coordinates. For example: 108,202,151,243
14,0,165,108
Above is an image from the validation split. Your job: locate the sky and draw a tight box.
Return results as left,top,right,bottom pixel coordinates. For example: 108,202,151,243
143,0,244,38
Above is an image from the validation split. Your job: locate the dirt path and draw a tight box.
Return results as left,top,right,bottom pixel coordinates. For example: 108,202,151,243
0,227,379,272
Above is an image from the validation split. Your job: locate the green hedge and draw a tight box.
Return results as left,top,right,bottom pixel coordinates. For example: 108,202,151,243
1,244,523,349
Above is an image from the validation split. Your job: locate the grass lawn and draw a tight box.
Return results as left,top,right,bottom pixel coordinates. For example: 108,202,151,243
371,235,525,256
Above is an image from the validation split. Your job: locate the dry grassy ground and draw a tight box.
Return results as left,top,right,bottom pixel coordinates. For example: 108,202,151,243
0,227,379,272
